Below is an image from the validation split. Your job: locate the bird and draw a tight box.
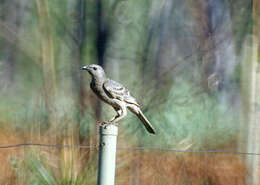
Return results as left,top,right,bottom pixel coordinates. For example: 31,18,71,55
81,64,155,134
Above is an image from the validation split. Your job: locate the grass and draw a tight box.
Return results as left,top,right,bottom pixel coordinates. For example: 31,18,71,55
0,133,248,185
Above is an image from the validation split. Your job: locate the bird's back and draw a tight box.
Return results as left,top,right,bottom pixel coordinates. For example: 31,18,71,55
103,79,140,107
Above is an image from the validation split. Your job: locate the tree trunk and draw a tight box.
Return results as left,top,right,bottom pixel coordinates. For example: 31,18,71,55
70,0,88,145
94,0,109,143
36,0,57,141
245,0,260,184
0,0,22,87
195,0,217,92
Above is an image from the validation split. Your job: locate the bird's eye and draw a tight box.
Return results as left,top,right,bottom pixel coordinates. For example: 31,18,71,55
93,67,97,70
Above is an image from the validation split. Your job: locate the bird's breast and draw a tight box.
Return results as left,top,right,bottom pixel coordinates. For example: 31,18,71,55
90,81,118,108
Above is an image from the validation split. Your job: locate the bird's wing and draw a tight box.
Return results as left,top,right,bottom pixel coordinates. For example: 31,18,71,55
103,79,127,98
103,79,140,106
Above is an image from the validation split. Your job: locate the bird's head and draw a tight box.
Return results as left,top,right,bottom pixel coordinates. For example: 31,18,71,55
81,64,106,79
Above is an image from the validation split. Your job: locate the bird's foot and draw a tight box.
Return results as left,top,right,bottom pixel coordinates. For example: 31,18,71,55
97,121,118,126
108,118,118,126
106,121,119,126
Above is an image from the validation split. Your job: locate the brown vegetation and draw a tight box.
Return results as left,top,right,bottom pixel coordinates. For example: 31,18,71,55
0,126,23,185
116,151,247,185
0,126,256,185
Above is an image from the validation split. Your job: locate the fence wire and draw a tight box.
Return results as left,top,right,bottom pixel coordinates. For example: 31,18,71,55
0,143,260,156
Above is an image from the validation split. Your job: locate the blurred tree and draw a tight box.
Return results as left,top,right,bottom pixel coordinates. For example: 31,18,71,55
36,0,57,139
245,0,260,184
70,0,88,145
72,0,88,113
187,0,219,92
0,0,22,87
95,0,111,120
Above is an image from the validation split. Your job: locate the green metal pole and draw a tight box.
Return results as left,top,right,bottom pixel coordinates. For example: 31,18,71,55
97,123,118,185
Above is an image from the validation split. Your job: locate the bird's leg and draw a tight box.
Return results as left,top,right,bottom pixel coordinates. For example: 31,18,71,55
109,109,122,122
112,106,127,123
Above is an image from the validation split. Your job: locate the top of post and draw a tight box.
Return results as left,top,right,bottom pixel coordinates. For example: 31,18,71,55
99,122,118,136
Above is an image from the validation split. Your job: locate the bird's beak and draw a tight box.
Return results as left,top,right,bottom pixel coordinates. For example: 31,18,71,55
81,65,89,71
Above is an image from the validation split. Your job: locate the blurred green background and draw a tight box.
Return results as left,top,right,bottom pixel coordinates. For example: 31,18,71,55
0,0,258,184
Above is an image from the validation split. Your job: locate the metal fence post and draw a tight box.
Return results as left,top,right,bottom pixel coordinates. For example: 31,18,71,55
97,123,118,185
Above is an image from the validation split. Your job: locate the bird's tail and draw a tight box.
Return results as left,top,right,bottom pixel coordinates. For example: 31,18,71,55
135,110,156,134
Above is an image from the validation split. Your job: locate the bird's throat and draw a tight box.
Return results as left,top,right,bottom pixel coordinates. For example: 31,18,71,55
91,75,105,86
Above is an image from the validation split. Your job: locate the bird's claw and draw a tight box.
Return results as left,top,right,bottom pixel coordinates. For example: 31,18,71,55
107,121,119,126
97,121,118,126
